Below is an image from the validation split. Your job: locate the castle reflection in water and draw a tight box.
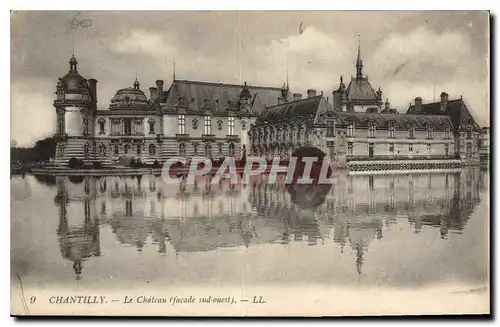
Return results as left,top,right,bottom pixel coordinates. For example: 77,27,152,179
50,168,487,280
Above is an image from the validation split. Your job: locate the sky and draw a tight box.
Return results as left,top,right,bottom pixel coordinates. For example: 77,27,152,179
11,11,490,147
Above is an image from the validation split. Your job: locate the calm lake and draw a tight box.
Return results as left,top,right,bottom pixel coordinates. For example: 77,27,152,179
11,169,489,292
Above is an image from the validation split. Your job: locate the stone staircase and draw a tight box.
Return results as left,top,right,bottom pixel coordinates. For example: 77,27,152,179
53,138,113,167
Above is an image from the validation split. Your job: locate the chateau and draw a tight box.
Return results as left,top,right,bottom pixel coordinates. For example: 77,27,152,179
52,44,486,169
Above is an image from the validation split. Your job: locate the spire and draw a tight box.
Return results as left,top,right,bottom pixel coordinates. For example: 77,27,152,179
69,54,78,73
356,34,363,79
133,78,140,90
172,57,176,81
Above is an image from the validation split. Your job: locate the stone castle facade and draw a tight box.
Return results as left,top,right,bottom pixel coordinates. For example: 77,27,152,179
53,46,486,168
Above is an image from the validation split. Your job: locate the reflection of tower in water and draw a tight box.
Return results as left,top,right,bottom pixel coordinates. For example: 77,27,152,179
55,177,101,280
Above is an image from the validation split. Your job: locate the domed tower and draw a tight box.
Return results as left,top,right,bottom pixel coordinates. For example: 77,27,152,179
53,55,98,166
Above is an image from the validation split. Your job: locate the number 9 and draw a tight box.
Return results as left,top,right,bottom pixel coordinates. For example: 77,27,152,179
29,296,36,304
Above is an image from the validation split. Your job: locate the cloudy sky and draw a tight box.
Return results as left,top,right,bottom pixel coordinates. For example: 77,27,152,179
11,11,489,147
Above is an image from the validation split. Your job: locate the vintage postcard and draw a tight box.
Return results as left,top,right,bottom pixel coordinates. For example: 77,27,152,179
10,10,490,316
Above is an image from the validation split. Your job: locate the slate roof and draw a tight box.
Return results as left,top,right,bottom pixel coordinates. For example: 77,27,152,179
407,99,481,130
346,77,380,105
256,96,325,124
336,111,452,130
163,80,286,115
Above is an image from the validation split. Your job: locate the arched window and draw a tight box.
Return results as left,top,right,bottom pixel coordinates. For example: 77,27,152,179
149,144,156,155
114,145,119,155
137,144,142,155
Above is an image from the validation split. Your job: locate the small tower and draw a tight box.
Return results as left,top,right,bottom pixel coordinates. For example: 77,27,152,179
53,55,97,166
133,78,140,90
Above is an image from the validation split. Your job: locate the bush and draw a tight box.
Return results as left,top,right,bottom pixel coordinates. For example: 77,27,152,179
68,157,84,169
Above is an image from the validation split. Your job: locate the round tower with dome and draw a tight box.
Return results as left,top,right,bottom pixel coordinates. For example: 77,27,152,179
53,55,98,166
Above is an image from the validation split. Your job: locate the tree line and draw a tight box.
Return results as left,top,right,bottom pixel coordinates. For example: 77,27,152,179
11,136,57,164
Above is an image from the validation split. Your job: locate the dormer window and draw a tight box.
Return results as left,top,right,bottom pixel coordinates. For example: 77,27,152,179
228,116,235,135
368,122,376,138
177,115,186,134
388,122,395,138
427,124,433,139
326,120,335,137
408,125,415,139
347,121,355,137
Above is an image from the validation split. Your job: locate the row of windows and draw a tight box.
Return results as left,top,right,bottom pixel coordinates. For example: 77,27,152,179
97,143,157,156
178,142,236,156
345,143,450,156
98,120,156,135
178,115,236,135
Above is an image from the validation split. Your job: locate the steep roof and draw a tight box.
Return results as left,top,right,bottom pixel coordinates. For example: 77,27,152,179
336,111,452,130
163,80,285,115
407,98,481,130
346,77,379,105
256,96,326,124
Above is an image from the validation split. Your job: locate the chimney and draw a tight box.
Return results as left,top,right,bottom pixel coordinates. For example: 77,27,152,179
414,97,422,113
149,87,157,101
440,92,448,112
307,89,317,98
293,93,302,102
88,78,98,104
155,80,164,101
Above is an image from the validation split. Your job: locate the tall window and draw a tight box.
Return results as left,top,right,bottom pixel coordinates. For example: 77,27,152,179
99,119,105,135
149,120,155,134
409,144,413,153
137,144,141,155
99,144,106,156
179,143,186,156
409,126,415,139
124,144,130,154
205,143,212,157
445,143,449,156
347,142,353,156
389,123,395,138
84,143,89,158
445,127,450,139
368,123,376,138
347,122,354,137
193,143,198,155
467,128,472,139
228,143,235,157
466,143,472,157
218,143,223,155
149,144,156,155
326,120,335,137
426,143,431,156
114,145,119,155
389,143,395,154
427,126,433,139
204,116,211,135
178,115,186,134
228,116,235,135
